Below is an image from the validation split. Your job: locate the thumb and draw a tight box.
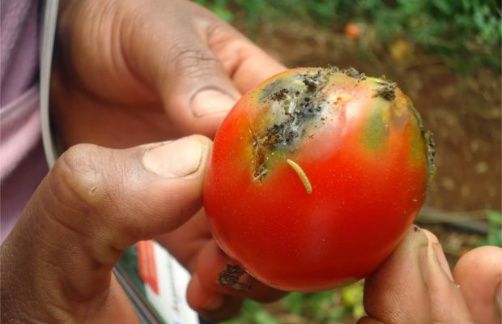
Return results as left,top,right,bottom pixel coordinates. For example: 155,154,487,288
159,43,240,137
453,246,502,324
122,2,240,137
1,135,211,322
360,226,473,324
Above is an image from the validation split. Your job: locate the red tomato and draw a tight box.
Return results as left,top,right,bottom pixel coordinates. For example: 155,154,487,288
203,67,434,292
344,23,361,40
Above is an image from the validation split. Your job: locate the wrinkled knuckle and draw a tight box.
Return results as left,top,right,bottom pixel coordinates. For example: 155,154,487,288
59,143,99,168
206,19,232,46
54,144,107,210
170,43,220,78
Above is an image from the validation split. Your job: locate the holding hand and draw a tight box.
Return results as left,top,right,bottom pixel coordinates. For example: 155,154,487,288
52,0,285,147
1,136,212,322
2,0,500,323
362,227,501,324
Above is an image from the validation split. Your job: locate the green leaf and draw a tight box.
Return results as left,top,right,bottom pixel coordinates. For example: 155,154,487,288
253,310,280,324
212,6,234,22
477,210,502,247
282,292,304,315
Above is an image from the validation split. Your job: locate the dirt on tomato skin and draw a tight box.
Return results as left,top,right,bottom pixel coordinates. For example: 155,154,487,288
252,68,333,181
252,66,403,183
374,80,397,101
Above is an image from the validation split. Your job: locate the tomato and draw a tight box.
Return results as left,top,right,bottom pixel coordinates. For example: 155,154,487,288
344,23,361,40
203,67,434,292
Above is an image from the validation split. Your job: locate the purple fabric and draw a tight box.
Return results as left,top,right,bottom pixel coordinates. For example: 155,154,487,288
1,0,40,106
1,0,46,242
1,140,48,240
1,86,41,178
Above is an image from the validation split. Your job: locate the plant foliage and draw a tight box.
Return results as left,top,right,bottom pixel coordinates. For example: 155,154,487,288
196,0,501,72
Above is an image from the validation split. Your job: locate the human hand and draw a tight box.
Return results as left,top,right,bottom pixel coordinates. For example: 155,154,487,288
51,0,285,147
1,136,212,323
361,226,501,324
50,0,286,320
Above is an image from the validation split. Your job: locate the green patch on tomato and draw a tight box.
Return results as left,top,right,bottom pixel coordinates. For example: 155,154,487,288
362,102,390,152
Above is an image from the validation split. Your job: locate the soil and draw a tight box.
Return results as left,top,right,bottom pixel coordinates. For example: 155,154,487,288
244,22,501,213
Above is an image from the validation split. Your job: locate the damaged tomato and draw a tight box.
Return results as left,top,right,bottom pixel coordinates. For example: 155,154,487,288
203,67,435,291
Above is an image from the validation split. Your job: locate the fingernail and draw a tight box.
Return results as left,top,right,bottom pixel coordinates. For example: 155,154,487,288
431,243,454,281
143,136,204,178
420,233,454,284
191,88,236,117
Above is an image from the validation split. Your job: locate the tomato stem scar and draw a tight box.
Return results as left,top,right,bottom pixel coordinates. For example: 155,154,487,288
286,159,313,194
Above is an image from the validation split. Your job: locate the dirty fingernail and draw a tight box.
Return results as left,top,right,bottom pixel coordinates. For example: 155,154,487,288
143,136,204,178
191,89,236,117
431,243,454,281
420,233,454,284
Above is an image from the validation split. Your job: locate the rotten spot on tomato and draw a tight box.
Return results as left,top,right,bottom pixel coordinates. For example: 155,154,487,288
373,80,397,101
251,68,334,182
204,67,433,292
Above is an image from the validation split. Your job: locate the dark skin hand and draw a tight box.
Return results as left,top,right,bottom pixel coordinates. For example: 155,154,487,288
51,0,286,320
51,0,284,146
361,228,501,324
1,0,500,323
1,138,500,323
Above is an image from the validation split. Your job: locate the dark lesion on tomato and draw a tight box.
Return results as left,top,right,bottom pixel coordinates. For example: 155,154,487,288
374,80,397,101
251,135,268,180
424,130,436,182
251,68,334,181
408,99,436,182
340,66,367,80
251,66,379,182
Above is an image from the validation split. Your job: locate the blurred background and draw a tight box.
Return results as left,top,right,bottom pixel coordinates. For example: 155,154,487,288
195,0,501,322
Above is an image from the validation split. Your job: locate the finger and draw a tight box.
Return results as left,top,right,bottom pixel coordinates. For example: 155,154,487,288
362,226,432,323
187,274,243,322
186,241,284,320
1,135,211,320
419,230,473,322
357,317,383,324
174,0,286,93
203,20,287,93
193,241,285,301
362,226,473,323
453,246,502,324
157,40,240,137
155,209,212,272
123,2,241,137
